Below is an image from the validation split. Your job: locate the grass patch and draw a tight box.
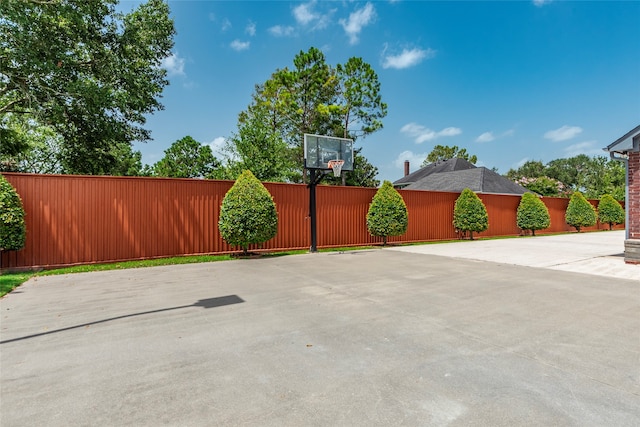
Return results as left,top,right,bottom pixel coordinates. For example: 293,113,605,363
37,254,233,277
0,254,234,298
0,246,379,298
0,273,32,296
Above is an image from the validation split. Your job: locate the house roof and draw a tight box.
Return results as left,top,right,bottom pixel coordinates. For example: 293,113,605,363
393,158,477,186
604,124,640,154
401,167,530,195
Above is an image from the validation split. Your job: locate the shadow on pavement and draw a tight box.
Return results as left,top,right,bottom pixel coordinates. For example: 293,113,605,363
0,295,244,345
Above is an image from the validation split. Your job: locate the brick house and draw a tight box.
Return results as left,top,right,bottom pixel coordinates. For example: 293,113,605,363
604,125,640,264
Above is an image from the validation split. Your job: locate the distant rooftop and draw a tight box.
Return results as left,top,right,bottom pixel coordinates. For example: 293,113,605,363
393,158,476,187
394,158,529,195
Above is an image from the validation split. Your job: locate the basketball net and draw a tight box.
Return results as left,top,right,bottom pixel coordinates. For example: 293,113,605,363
327,159,344,177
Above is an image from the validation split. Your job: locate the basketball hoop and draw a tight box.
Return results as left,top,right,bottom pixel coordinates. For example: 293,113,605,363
327,159,344,177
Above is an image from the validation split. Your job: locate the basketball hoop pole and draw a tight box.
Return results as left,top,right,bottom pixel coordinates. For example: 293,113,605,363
308,169,319,252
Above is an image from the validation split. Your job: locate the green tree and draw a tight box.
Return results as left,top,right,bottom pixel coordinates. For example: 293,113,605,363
505,160,547,181
218,170,278,255
598,194,624,230
565,191,597,232
366,181,408,245
453,188,488,240
546,155,591,191
514,176,567,197
422,145,477,167
0,0,175,174
0,115,63,173
221,108,296,182
507,155,625,199
153,136,218,179
234,47,386,184
331,57,387,139
516,192,550,236
0,175,26,251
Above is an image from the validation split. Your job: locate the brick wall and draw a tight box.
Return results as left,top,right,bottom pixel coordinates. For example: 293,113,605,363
629,151,640,240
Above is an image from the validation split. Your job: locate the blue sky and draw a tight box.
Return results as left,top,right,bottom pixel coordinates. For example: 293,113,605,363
123,0,639,183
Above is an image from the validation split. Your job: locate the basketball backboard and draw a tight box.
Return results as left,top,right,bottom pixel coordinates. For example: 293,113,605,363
304,134,354,171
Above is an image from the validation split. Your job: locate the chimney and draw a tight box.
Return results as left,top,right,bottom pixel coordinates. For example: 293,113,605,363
404,160,410,177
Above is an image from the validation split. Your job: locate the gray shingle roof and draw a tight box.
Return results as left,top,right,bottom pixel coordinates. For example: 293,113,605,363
395,159,529,195
393,158,477,186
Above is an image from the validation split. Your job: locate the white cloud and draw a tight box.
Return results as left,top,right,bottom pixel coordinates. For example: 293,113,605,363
533,0,553,7
401,123,462,144
246,21,256,36
208,137,227,158
230,40,250,51
340,2,376,45
292,1,334,31
563,141,602,157
476,132,495,143
221,18,231,32
394,150,429,170
293,1,317,25
502,129,515,137
382,47,435,70
161,53,185,76
544,125,583,142
268,25,295,37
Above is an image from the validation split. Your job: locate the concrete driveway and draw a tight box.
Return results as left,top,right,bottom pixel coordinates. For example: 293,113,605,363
1,232,639,426
389,230,639,281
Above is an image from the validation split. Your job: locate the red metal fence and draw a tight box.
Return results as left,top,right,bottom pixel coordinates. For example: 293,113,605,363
1,173,621,270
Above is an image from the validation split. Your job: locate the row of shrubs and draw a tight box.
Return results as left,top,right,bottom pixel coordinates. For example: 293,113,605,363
367,183,624,243
216,172,625,251
0,172,626,255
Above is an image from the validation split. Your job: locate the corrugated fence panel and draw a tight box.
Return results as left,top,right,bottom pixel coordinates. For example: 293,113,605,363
394,190,459,242
478,193,522,237
0,173,625,270
316,185,378,247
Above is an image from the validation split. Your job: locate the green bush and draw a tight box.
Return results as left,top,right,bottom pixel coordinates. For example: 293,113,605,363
598,194,624,230
516,192,551,236
366,181,408,245
565,191,597,232
453,188,488,240
0,174,26,251
218,170,278,254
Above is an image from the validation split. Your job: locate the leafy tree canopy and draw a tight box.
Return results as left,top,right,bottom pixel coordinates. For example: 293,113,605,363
0,0,175,174
153,136,218,179
453,188,488,240
565,191,597,232
516,192,550,235
421,145,477,167
598,194,624,230
506,155,624,199
225,47,386,184
218,170,278,254
0,174,26,251
366,181,408,245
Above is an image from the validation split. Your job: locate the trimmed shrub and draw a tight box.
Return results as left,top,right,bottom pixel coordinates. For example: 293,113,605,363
565,191,596,232
453,188,488,240
598,194,624,230
0,174,26,251
516,192,551,236
366,181,408,246
218,170,278,254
